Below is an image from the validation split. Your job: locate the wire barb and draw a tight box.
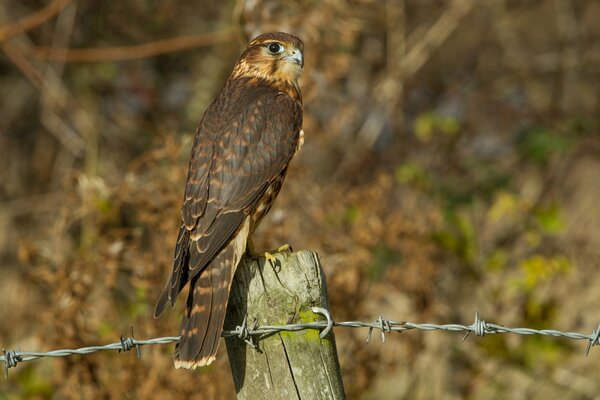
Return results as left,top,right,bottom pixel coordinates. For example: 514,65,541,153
463,312,488,342
236,315,257,348
585,322,600,356
119,327,141,359
366,316,392,343
379,316,392,343
2,349,20,379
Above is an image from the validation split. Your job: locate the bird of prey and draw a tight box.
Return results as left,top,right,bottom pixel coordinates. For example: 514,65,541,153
154,32,304,369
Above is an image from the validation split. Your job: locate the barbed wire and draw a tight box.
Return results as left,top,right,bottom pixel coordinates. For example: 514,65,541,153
2,309,599,379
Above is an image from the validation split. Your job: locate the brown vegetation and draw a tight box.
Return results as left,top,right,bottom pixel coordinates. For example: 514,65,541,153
1,0,599,398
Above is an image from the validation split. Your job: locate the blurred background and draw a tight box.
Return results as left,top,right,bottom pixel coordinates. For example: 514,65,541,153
1,0,599,398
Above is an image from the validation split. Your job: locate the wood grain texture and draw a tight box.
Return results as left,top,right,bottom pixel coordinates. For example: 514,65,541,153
224,250,346,400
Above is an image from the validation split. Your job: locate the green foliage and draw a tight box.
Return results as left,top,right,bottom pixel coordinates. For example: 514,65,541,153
510,255,571,292
414,112,460,141
13,365,53,399
485,249,507,271
516,126,572,164
434,211,477,265
533,203,565,235
477,298,567,368
97,321,116,339
563,116,596,137
94,197,113,215
366,245,403,281
394,162,430,190
127,287,150,319
477,334,509,358
487,191,520,223
464,161,511,200
516,336,566,369
344,204,361,225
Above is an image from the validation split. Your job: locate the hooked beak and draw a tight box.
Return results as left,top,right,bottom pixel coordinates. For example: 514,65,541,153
284,49,304,68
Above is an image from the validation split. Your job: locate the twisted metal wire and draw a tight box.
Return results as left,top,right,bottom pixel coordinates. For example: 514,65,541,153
2,310,599,378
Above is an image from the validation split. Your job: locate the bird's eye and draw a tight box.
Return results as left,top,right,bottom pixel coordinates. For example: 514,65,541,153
267,43,283,54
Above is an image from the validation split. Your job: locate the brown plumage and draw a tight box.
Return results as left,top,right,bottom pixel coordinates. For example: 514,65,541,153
154,32,304,369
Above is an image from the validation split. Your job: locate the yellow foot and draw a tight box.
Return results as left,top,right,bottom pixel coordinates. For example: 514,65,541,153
270,243,293,254
246,241,293,266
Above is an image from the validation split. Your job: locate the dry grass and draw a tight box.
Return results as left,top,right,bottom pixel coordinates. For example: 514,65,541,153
1,0,599,398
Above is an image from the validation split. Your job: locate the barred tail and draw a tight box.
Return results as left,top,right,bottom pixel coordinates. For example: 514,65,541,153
174,219,249,368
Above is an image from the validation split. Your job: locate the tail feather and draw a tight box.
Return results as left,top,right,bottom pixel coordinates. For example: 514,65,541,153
153,278,173,319
154,225,190,318
174,218,249,369
176,271,214,364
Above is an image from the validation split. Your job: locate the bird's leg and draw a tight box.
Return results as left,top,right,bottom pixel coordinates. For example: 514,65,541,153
246,237,258,258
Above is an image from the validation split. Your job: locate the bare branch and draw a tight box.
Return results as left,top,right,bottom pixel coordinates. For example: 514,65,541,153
24,30,236,62
0,0,73,43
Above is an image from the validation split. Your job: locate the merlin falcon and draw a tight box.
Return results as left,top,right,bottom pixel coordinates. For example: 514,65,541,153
154,32,304,369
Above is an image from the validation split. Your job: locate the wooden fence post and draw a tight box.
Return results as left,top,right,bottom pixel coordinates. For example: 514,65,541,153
224,250,346,400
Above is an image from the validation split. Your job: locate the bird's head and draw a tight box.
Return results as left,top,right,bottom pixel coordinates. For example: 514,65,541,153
233,32,304,85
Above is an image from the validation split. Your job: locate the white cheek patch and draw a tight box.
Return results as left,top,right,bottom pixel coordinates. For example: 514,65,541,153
279,61,302,78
